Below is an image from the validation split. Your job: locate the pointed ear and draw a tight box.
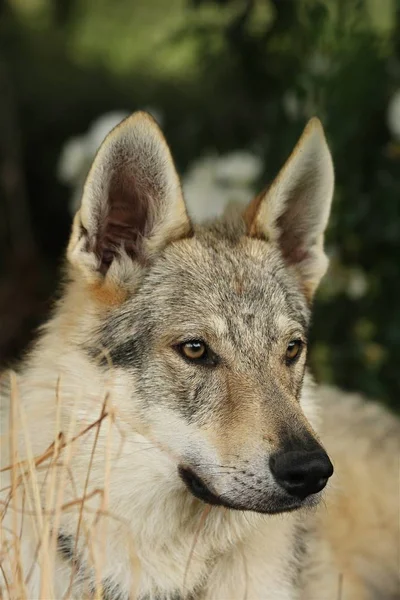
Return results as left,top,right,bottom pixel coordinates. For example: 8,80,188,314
67,111,191,289
244,117,334,300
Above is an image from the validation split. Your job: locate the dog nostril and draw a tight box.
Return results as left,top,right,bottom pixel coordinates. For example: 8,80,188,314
269,450,333,500
286,472,304,484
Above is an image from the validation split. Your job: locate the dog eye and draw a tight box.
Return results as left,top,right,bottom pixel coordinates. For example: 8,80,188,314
285,340,303,364
180,340,207,361
176,340,218,366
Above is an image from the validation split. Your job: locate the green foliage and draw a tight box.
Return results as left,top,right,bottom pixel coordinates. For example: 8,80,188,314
1,0,399,408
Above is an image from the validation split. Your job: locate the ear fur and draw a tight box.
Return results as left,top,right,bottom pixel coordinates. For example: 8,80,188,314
67,111,191,292
244,117,334,299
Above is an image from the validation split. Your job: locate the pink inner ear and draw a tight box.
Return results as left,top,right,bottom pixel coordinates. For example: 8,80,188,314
95,169,154,274
276,208,306,264
284,244,310,265
276,181,312,266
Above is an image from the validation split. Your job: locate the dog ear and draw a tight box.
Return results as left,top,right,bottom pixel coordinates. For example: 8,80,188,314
244,118,334,300
67,111,191,287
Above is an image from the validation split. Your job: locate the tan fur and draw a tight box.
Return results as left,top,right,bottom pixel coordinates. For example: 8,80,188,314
1,114,399,600
312,388,400,599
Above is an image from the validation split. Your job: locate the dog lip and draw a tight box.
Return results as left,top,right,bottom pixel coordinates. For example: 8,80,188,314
178,466,223,506
262,501,303,514
178,466,305,514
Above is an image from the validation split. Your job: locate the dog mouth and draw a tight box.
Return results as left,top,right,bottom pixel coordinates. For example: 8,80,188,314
178,466,224,506
178,466,305,514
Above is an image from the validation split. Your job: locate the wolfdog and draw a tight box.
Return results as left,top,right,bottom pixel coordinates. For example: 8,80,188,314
1,113,399,600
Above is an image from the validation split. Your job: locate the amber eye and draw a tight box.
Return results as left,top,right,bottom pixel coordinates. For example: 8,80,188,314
285,340,303,363
180,340,207,361
176,340,219,367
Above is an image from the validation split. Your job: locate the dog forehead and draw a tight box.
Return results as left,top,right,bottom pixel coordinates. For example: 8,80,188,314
141,235,309,334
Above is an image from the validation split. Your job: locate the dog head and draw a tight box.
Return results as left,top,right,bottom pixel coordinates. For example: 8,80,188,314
66,112,334,514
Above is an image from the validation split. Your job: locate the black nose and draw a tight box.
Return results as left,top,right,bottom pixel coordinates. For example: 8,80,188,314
269,450,333,499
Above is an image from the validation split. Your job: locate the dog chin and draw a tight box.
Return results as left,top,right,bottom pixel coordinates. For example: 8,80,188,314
254,490,321,515
178,466,319,514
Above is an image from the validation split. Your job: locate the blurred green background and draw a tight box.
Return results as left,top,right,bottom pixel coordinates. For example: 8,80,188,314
0,0,399,410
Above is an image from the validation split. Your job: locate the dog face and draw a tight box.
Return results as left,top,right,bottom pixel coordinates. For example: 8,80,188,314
67,112,334,514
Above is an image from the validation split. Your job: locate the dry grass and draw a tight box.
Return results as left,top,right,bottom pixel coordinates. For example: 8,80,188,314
0,370,143,599
0,370,211,600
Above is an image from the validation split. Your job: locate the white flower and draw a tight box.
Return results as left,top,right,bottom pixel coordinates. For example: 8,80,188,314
307,52,331,76
347,268,368,299
183,151,263,222
387,89,400,141
59,109,263,224
57,136,88,185
283,91,300,120
85,111,129,156
215,152,263,186
58,111,130,214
